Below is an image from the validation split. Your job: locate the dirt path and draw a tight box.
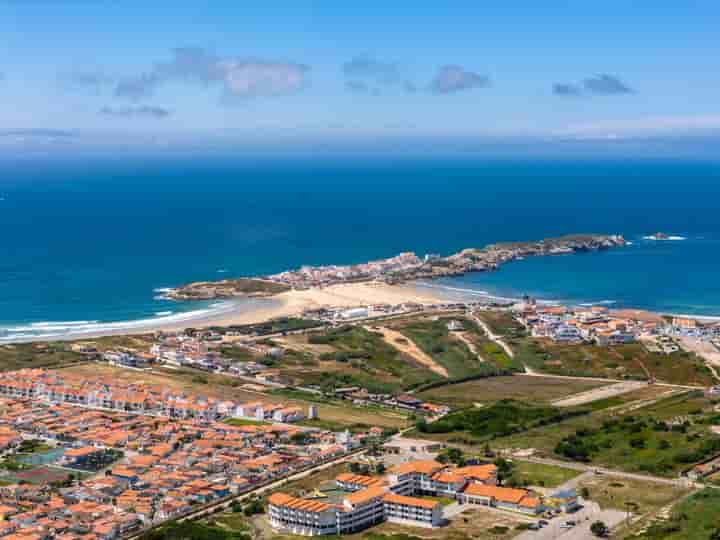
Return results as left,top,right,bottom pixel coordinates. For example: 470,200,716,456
453,331,486,362
471,313,515,359
551,380,646,407
369,326,449,378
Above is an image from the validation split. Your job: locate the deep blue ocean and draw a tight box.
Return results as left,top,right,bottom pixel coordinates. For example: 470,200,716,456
1,155,719,340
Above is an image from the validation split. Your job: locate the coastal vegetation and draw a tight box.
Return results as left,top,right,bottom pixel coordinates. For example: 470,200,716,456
0,343,84,371
625,488,720,540
415,399,590,442
512,338,715,386
391,317,522,378
416,375,608,408
165,278,290,300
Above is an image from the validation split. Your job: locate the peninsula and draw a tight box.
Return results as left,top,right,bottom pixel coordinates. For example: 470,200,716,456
165,234,626,300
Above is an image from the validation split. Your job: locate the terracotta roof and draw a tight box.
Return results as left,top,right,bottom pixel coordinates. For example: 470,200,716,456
267,493,332,513
455,464,497,480
431,471,466,484
382,493,440,510
519,497,542,508
336,473,385,487
390,460,444,476
463,484,529,504
343,485,387,506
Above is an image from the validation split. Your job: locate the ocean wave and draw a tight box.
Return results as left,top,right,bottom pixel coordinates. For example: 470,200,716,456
578,300,617,307
642,235,687,241
0,301,239,344
153,287,173,293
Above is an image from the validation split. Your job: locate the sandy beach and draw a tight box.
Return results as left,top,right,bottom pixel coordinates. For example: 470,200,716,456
173,281,446,330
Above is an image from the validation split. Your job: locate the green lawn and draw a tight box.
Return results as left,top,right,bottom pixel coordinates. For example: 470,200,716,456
510,460,580,488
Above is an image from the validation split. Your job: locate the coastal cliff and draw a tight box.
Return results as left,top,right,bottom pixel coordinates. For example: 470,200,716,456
165,234,625,300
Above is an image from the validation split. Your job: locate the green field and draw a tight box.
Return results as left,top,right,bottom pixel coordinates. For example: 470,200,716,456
474,311,527,338
509,460,580,488
415,399,589,443
626,488,720,540
0,343,85,371
301,325,443,392
511,338,715,386
393,318,511,379
417,375,608,408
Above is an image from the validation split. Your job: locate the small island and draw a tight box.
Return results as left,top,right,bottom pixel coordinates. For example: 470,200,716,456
165,233,626,300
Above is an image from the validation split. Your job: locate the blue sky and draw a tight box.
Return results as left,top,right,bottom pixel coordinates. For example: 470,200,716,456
1,1,719,143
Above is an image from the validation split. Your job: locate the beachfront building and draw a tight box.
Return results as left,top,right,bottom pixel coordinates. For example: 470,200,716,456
268,459,543,536
382,493,442,527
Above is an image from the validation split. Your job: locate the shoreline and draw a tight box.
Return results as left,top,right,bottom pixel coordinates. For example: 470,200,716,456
4,277,720,345
0,282,449,344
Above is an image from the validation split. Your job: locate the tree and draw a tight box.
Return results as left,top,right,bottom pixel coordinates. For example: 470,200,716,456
493,457,514,485
590,521,608,537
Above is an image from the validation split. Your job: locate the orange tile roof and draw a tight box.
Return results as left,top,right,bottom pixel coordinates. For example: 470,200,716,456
463,484,529,504
64,446,102,458
431,471,466,484
519,497,541,508
390,460,443,476
268,492,332,513
382,493,440,510
455,464,497,481
343,485,387,506
336,473,385,487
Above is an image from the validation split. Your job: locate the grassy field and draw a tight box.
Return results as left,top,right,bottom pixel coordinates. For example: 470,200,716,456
574,476,691,533
0,343,85,371
415,399,589,444
62,364,411,430
624,488,720,540
509,460,580,488
512,338,715,386
474,311,527,338
391,318,508,379
415,388,720,478
417,375,608,409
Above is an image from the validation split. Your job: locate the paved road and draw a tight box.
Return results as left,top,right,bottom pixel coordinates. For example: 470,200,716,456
515,501,625,540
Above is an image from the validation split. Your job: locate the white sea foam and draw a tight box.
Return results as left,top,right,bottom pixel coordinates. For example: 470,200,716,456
642,235,687,241
0,301,240,344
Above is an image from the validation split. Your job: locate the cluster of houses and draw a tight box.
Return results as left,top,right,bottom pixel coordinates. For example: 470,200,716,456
76,333,278,377
515,300,720,352
0,391,372,540
514,303,658,345
0,369,305,424
330,388,449,417
268,252,423,289
269,459,580,536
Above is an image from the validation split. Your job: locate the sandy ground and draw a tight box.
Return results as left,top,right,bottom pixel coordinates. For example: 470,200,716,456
679,336,720,381
551,380,647,407
369,325,449,377
162,281,445,331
